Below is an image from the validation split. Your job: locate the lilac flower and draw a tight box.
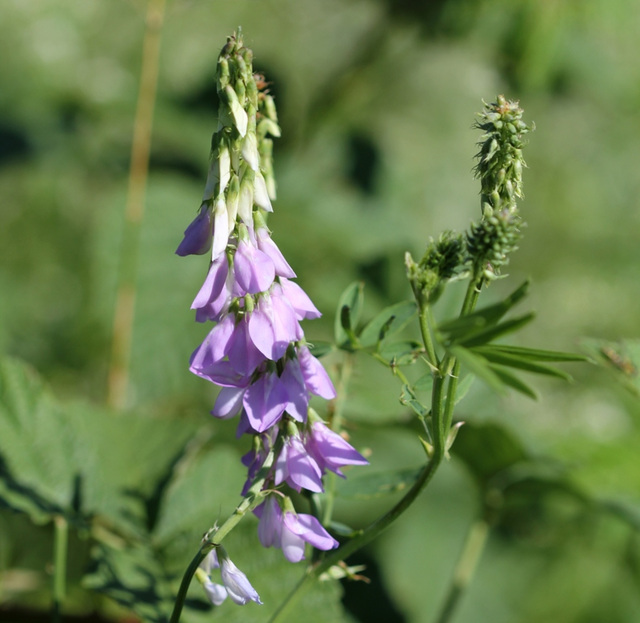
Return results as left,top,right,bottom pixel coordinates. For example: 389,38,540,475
219,551,263,605
298,346,337,399
274,434,323,493
191,253,231,322
243,370,289,432
234,233,276,294
256,497,338,563
256,227,296,278
279,277,321,320
176,203,213,256
306,422,369,477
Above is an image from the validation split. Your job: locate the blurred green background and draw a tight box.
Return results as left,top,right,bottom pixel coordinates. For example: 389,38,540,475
2,1,640,622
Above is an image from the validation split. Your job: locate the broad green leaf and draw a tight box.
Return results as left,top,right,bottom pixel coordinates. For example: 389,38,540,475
448,346,505,394
437,280,530,339
335,467,422,500
359,301,418,348
473,347,573,380
334,281,364,346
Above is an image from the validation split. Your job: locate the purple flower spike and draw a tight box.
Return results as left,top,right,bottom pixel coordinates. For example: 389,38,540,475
226,315,265,376
256,228,296,278
218,552,262,606
307,422,368,477
298,346,336,399
280,357,308,422
211,385,246,419
191,254,230,322
234,237,276,294
248,292,301,361
176,203,213,256
256,495,283,548
274,435,323,493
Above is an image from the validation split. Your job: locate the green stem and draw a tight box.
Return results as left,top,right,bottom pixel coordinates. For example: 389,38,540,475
51,516,68,623
432,519,490,623
169,447,276,623
419,304,438,366
269,453,443,623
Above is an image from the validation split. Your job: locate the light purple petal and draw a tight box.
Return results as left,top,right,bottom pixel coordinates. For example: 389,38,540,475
307,422,368,477
219,557,262,605
247,299,277,360
257,497,283,548
280,524,306,563
211,199,230,260
283,512,339,551
200,549,220,573
256,229,296,278
298,346,336,399
285,436,323,493
189,315,235,371
211,386,246,419
226,316,265,376
243,372,288,432
203,579,227,606
279,278,321,320
280,358,308,422
191,254,229,313
234,238,276,294
176,203,213,256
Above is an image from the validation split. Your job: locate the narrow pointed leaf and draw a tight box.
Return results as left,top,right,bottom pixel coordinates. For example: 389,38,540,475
489,365,538,399
449,346,505,394
437,280,530,339
472,347,573,380
482,344,588,363
456,313,535,348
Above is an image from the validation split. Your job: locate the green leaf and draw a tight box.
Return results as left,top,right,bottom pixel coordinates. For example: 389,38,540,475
334,281,364,346
335,467,422,500
488,365,538,399
473,346,573,380
307,340,333,358
359,301,418,348
400,384,429,419
437,280,530,339
448,346,505,394
378,340,423,366
481,344,588,363
456,313,535,348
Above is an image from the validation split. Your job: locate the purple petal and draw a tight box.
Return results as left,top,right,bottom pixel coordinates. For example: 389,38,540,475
226,316,265,376
298,346,336,399
219,557,262,605
285,436,323,493
256,229,296,278
191,254,229,314
211,386,246,419
203,579,228,606
307,422,368,477
279,278,321,320
283,512,338,551
234,238,276,294
243,372,288,432
280,524,306,563
280,358,309,422
189,315,235,371
257,497,283,548
176,203,213,256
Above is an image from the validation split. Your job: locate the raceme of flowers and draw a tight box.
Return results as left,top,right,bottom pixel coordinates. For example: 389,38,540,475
177,33,368,600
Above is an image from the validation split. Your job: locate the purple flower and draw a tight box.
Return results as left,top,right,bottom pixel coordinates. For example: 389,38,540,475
298,346,336,399
274,434,323,493
256,227,296,278
234,235,276,294
203,578,228,606
219,554,263,605
243,370,289,432
306,422,368,477
279,357,308,422
279,278,321,320
176,203,213,256
191,253,231,322
256,497,338,563
248,289,302,361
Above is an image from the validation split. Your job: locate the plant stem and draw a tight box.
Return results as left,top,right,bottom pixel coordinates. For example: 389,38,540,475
107,0,166,409
419,304,438,366
432,519,490,623
51,515,68,623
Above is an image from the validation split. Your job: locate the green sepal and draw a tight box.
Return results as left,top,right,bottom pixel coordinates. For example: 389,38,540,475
334,281,365,347
359,301,417,348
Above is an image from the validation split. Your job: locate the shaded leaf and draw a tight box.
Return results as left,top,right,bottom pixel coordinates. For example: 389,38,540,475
335,467,422,500
359,301,417,348
334,281,364,346
489,365,538,399
448,346,505,394
474,346,573,380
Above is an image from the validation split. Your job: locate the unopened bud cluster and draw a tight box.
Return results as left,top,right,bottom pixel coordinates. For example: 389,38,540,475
408,95,531,292
176,33,367,598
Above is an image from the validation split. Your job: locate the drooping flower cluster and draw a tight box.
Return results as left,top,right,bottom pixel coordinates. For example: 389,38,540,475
177,32,368,578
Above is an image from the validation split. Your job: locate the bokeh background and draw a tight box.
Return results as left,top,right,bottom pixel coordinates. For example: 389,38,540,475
2,1,640,622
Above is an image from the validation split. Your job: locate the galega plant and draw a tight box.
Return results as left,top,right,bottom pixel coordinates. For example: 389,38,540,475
171,31,584,623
